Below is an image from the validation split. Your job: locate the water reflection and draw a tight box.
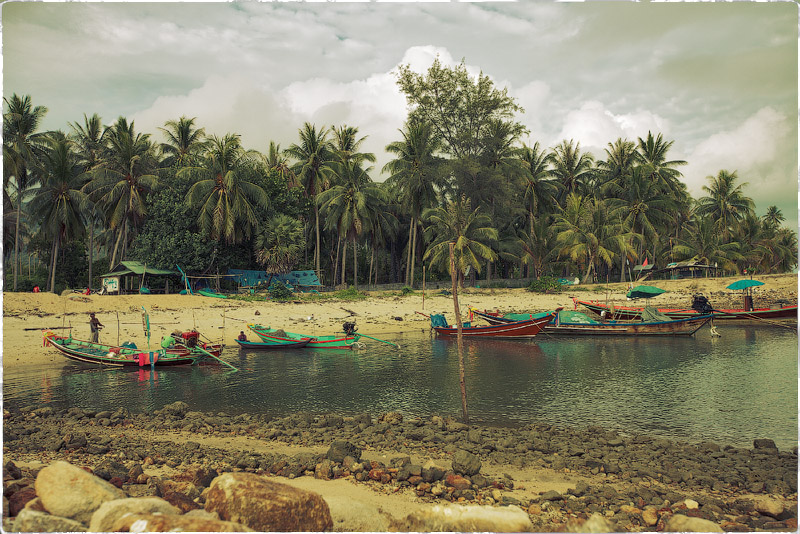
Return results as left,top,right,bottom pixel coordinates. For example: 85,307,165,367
3,326,797,448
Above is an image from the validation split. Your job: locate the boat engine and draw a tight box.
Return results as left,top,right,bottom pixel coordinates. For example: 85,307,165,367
342,321,358,335
691,294,714,314
181,331,199,348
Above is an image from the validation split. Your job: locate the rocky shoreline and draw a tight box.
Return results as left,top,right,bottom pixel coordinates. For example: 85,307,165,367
3,402,798,532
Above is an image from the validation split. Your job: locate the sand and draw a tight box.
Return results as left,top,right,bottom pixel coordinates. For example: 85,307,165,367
3,273,797,370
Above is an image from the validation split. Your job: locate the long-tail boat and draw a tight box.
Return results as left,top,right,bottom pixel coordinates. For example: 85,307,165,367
575,296,797,321
427,310,557,339
247,324,361,349
236,338,311,350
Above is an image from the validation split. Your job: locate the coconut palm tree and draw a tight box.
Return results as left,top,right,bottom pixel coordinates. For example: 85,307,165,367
672,215,743,274
264,141,300,189
317,160,383,289
695,170,754,240
550,139,594,205
762,205,785,230
422,195,498,288
28,132,89,292
384,121,444,287
332,125,376,167
635,131,687,196
158,116,208,169
179,133,270,244
286,123,334,280
3,94,49,290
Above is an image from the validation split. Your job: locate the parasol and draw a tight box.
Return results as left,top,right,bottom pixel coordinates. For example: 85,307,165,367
726,279,764,291
626,285,666,299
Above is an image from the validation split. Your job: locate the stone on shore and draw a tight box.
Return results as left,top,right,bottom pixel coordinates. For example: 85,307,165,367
451,449,481,476
326,440,362,463
204,472,332,531
396,504,532,532
753,438,778,450
13,508,88,533
88,497,179,532
34,460,125,523
664,513,723,532
566,513,618,533
111,513,253,532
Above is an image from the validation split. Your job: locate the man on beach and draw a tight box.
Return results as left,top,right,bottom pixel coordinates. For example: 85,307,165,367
89,313,104,343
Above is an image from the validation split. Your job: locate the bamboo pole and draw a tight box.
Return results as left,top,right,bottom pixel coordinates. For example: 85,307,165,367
449,242,468,425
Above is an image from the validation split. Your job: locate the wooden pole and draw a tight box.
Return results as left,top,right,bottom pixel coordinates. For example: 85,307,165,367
449,242,468,424
116,311,120,346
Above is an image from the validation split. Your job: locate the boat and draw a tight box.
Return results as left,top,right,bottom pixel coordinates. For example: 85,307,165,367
197,288,227,299
236,338,311,350
43,332,202,367
428,311,557,339
247,324,361,349
575,295,798,321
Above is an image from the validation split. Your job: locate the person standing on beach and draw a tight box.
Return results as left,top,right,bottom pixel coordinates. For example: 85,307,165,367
89,313,104,343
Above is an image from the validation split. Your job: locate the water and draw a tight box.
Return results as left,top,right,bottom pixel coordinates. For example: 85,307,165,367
3,325,797,449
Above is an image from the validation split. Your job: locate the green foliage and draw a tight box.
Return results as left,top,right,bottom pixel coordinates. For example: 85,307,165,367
268,281,293,300
526,276,563,294
399,286,415,295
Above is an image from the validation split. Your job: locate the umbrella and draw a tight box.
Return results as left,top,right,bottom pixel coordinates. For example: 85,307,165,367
626,285,666,299
726,279,764,291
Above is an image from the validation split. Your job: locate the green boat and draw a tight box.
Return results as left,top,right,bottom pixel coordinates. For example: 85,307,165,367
247,324,360,349
198,288,227,299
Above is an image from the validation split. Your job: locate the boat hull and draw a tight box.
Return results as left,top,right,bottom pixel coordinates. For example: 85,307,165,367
544,316,712,336
236,338,311,350
576,300,798,321
44,335,199,367
433,313,554,339
248,324,360,349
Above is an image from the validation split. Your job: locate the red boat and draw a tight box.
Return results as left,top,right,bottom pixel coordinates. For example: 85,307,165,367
575,297,797,321
429,310,558,339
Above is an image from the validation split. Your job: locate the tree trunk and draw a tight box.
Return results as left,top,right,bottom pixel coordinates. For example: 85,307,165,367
314,203,321,279
449,242,468,425
49,237,60,293
88,222,94,289
353,238,358,290
582,257,594,284
368,244,374,288
340,240,347,286
404,219,413,286
409,217,417,288
13,203,21,291
333,235,341,288
620,252,626,283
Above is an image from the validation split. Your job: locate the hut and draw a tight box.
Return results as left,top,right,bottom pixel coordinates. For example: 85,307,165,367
99,261,178,294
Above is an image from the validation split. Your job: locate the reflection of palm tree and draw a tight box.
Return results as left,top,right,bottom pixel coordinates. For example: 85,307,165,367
696,170,754,240
4,94,49,290
286,123,334,280
180,134,269,244
422,195,498,288
29,133,89,292
384,121,443,287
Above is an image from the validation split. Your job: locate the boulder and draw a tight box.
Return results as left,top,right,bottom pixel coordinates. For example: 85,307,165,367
566,513,618,533
111,513,253,532
89,497,179,532
326,440,361,463
753,497,785,518
162,401,190,417
8,487,37,516
753,439,778,450
204,472,332,531
451,449,481,476
397,504,532,532
35,461,125,523
664,514,723,532
13,508,88,533
93,459,129,481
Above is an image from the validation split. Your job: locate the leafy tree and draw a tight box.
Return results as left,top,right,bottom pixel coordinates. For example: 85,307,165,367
695,170,754,240
384,120,444,286
422,195,498,287
254,214,306,274
3,93,49,290
672,215,743,273
179,133,270,244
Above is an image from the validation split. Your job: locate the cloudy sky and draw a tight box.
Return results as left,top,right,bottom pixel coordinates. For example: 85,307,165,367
3,1,797,229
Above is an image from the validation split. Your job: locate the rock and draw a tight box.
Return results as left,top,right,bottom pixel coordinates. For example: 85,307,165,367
753,497,785,518
753,438,778,450
567,513,618,533
382,412,403,425
162,401,190,417
444,474,471,491
326,440,361,463
452,449,481,476
13,508,88,532
162,491,202,513
397,504,532,532
664,514,724,532
88,497,179,531
35,461,125,523
93,459,128,481
541,490,562,501
5,460,23,479
204,472,332,531
642,508,659,526
111,513,253,532
8,487,37,516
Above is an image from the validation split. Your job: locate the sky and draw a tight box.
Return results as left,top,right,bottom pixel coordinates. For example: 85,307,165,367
3,1,798,230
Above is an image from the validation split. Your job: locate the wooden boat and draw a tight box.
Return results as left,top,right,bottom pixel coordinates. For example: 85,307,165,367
429,311,556,339
236,338,311,350
575,299,798,321
44,332,201,367
247,324,361,349
470,308,548,326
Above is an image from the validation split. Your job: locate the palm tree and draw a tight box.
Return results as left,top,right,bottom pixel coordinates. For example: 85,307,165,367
264,141,300,189
550,139,594,205
158,116,208,169
672,215,743,273
762,205,785,230
83,118,160,267
517,216,555,279
3,94,48,290
596,138,637,191
383,121,443,287
517,142,559,275
635,131,687,195
332,125,376,167
28,132,89,292
422,195,498,288
179,133,270,244
317,160,383,289
286,123,334,280
695,170,755,240
254,214,306,276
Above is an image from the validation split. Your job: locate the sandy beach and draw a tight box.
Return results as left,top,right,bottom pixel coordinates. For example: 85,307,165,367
2,274,797,531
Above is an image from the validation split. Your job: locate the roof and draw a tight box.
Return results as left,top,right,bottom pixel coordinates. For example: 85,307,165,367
100,261,178,278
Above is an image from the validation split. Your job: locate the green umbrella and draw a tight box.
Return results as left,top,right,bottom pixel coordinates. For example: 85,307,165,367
626,285,666,299
726,279,764,291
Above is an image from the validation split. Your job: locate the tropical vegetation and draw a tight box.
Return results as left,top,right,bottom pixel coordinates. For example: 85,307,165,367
3,60,797,293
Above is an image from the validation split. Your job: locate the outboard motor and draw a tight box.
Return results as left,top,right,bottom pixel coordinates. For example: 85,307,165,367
691,294,713,314
342,321,358,336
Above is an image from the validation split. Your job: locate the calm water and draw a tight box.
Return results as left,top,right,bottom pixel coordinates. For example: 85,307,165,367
3,325,797,449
